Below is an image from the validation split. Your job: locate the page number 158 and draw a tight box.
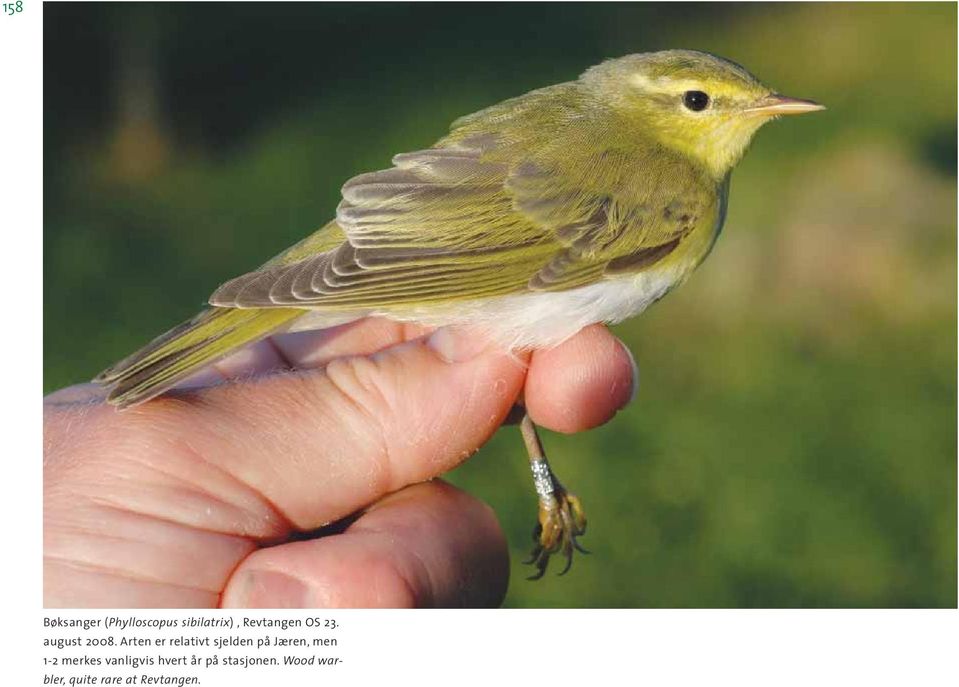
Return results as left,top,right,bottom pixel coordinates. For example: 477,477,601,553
3,2,23,15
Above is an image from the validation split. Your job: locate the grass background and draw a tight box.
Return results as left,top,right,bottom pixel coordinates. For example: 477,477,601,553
44,2,956,607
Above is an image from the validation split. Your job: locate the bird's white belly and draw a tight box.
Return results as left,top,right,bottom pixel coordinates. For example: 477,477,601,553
288,264,687,350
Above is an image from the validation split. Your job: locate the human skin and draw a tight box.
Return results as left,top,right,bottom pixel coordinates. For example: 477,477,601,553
43,320,636,608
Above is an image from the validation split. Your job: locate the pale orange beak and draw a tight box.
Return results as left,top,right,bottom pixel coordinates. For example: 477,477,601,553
744,93,826,117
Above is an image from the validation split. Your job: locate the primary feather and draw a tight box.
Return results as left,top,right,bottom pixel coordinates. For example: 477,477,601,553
96,308,302,407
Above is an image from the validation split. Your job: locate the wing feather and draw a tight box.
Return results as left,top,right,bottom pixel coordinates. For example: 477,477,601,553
505,153,711,290
211,136,554,309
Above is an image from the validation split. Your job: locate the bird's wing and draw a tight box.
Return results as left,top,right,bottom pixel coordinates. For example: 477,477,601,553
210,119,716,309
210,134,557,309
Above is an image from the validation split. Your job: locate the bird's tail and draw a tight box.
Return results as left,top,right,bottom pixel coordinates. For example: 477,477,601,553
94,307,304,408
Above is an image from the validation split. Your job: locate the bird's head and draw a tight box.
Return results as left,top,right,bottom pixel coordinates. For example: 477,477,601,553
582,50,824,177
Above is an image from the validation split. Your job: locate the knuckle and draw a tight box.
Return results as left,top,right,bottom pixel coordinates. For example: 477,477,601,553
323,356,396,427
322,356,397,490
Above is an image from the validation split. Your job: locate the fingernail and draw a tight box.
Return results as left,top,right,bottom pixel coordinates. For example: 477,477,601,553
228,570,312,608
619,340,640,404
427,327,490,363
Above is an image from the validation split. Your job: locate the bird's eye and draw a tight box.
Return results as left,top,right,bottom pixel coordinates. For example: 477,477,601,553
682,90,710,112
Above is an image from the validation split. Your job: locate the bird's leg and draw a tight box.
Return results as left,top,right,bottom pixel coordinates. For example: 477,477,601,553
518,411,587,580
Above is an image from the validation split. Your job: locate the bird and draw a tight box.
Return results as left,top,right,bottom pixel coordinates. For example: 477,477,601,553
94,49,824,578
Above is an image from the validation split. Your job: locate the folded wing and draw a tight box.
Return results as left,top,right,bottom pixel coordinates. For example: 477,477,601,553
210,106,713,310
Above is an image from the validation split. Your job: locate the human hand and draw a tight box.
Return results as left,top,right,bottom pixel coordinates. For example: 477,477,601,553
44,320,636,608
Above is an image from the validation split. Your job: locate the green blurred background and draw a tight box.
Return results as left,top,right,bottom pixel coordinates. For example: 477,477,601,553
44,2,956,607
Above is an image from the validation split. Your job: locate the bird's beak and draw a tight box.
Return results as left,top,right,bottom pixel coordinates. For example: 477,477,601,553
744,93,826,117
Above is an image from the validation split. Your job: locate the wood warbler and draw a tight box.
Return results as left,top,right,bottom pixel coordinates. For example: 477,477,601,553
95,50,823,578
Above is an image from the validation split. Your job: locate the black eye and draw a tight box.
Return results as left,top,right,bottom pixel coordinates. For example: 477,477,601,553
682,90,710,112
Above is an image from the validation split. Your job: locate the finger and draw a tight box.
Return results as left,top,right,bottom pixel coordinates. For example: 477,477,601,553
270,318,433,368
524,324,638,434
49,317,432,405
45,383,108,406
221,481,508,608
89,328,526,531
178,338,291,389
175,317,434,390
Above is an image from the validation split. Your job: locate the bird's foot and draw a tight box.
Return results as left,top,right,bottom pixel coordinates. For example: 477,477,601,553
524,488,587,580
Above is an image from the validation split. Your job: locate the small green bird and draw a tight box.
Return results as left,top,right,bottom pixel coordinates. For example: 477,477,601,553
95,50,823,578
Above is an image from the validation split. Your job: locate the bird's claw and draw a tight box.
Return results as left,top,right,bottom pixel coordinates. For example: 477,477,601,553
524,489,587,580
